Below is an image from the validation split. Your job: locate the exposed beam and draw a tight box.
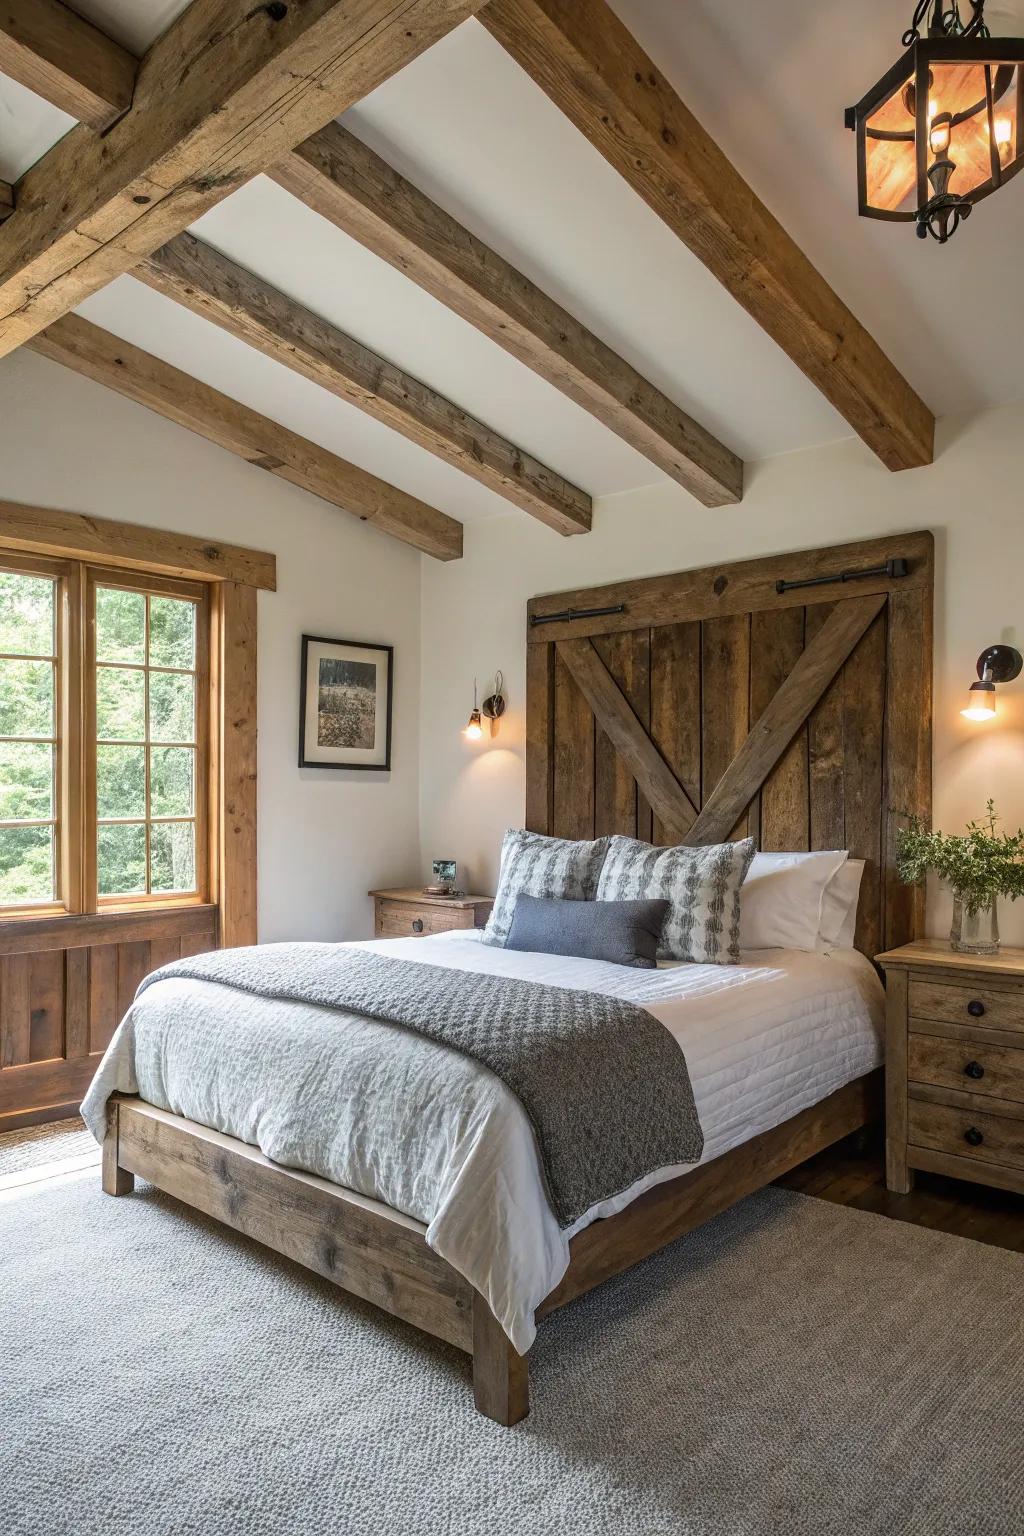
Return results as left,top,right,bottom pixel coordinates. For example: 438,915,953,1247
139,233,592,535
0,0,136,129
0,0,485,357
27,314,463,562
0,182,12,224
480,0,935,474
272,124,742,507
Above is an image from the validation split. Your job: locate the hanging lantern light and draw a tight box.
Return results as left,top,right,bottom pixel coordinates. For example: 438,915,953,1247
845,0,1024,243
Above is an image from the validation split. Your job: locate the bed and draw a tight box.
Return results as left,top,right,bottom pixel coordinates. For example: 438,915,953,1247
83,534,933,1424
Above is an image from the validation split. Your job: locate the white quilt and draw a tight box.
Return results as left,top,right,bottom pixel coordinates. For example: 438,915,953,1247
82,931,883,1351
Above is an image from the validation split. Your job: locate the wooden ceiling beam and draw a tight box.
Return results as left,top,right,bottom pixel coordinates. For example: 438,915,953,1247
0,183,12,224
480,0,935,473
0,0,485,357
138,233,592,534
27,314,463,562
0,0,136,129
272,124,742,507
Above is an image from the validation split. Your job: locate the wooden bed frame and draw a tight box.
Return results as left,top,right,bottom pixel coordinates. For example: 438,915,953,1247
100,533,932,1425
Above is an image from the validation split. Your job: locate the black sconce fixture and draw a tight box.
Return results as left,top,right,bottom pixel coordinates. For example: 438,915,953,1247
464,672,506,741
961,644,1023,720
845,0,1024,244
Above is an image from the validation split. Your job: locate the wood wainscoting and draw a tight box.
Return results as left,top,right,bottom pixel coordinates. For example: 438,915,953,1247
0,905,217,1130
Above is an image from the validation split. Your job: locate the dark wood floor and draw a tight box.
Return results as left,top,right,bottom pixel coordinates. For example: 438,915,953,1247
777,1128,1024,1253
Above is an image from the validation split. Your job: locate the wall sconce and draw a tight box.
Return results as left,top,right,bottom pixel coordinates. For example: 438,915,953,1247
961,645,1023,720
464,672,505,741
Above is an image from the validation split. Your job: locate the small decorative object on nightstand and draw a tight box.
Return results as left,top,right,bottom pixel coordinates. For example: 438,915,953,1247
877,940,1024,1199
370,888,493,940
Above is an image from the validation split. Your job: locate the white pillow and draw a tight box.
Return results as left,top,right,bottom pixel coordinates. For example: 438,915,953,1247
818,859,866,950
739,850,848,952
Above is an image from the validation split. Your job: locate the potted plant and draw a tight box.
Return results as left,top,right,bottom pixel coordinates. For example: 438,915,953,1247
897,801,1024,955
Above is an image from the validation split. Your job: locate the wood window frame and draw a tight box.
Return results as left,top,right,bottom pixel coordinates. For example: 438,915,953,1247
0,502,273,949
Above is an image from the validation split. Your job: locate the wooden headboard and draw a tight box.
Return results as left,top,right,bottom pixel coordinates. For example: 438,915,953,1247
525,532,933,959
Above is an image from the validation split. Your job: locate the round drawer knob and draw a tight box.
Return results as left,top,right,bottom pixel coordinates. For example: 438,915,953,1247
967,999,986,1018
964,1126,984,1147
412,918,424,933
964,1060,986,1080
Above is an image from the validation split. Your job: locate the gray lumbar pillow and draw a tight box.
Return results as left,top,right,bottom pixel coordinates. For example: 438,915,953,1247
482,829,610,947
596,835,756,964
505,895,670,968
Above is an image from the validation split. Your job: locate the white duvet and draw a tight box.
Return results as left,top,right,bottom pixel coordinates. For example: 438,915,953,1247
82,930,884,1352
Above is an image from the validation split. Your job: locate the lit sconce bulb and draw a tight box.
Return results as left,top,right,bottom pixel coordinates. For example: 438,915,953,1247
994,117,1013,163
464,708,484,741
961,682,997,721
929,111,952,156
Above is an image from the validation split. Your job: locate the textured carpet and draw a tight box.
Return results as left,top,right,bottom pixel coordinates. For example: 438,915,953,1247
3,1177,1023,1536
0,1117,96,1177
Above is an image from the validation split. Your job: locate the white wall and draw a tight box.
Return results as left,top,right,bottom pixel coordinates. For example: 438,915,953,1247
418,401,1024,944
0,350,423,942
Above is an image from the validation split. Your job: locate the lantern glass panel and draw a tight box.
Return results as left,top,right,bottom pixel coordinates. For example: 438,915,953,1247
864,65,917,214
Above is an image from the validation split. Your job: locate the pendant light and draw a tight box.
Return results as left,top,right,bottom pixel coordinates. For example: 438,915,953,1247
845,0,1024,243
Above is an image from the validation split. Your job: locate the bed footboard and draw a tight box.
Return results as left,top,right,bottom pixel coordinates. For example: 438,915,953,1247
101,1096,528,1424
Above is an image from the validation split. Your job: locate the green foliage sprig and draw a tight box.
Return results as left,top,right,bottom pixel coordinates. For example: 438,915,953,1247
897,801,1024,913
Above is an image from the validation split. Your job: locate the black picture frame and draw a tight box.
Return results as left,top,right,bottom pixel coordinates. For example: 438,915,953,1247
298,634,393,771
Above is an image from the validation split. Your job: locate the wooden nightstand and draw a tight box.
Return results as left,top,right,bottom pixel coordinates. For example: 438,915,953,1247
369,888,493,940
877,940,1024,1197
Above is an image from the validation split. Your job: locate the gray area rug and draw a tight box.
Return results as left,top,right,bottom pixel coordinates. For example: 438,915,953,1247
0,1117,95,1177
2,1177,1022,1536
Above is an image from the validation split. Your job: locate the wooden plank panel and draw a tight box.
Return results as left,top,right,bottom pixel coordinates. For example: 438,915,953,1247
481,0,934,473
0,1056,97,1120
884,588,933,948
750,607,807,851
842,609,886,957
700,614,750,838
178,926,217,960
650,622,701,845
690,595,887,848
806,604,845,851
29,316,463,562
0,0,486,355
525,641,554,836
147,936,182,971
117,942,152,1021
64,948,90,1059
593,633,639,838
88,944,118,1055
0,501,275,590
527,532,933,643
141,236,590,536
558,636,693,841
28,949,64,1063
0,0,137,130
552,650,594,841
0,181,12,224
0,903,219,956
274,123,742,507
0,954,31,1068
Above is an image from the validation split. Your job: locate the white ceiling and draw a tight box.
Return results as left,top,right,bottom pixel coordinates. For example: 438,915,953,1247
2,0,1024,531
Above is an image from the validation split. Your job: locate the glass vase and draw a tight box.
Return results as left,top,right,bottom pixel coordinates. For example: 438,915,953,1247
950,894,1000,955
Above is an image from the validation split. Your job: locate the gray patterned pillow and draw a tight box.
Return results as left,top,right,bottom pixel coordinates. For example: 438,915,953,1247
483,829,610,948
596,836,756,964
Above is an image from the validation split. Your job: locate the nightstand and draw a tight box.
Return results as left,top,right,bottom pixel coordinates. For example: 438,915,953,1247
876,940,1024,1197
369,888,493,940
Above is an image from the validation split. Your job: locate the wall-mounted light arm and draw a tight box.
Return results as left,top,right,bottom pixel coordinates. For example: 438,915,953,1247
961,644,1023,720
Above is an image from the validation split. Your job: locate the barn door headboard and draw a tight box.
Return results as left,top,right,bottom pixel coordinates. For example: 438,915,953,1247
526,532,933,959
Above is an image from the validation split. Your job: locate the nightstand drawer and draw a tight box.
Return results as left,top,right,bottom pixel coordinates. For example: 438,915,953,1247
375,902,475,939
908,1032,1024,1105
909,979,1024,1033
909,1098,1024,1172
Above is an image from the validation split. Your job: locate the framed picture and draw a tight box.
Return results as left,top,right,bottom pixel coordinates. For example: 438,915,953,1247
299,635,393,771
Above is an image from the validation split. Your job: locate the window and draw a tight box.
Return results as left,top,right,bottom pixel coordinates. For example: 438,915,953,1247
0,566,60,907
0,554,210,915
